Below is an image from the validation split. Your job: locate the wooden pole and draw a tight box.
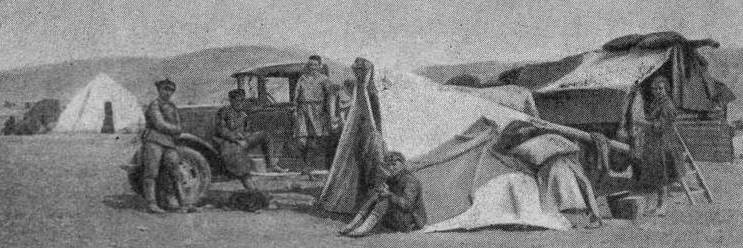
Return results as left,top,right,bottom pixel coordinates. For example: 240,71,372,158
526,118,632,155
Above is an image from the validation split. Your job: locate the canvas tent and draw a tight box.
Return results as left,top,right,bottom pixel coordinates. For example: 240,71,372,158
54,74,144,133
320,71,592,231
493,33,736,162
497,34,735,125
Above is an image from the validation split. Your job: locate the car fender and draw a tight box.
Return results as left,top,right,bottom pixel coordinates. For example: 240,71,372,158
177,133,221,168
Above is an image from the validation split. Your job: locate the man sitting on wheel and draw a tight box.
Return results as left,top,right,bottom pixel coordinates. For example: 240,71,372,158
141,79,196,213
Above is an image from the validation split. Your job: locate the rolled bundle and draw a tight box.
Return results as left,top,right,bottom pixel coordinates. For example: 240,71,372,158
635,31,687,49
602,34,645,52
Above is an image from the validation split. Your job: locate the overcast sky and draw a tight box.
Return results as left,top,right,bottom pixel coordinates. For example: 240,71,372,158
1,0,741,71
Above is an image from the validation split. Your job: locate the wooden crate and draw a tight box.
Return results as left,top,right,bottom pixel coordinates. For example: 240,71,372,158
676,120,733,163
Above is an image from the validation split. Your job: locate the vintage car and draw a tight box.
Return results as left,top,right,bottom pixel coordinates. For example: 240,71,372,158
127,62,339,208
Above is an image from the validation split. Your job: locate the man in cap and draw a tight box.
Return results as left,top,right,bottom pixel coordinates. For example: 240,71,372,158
141,79,195,213
293,55,333,172
340,151,426,237
214,89,287,191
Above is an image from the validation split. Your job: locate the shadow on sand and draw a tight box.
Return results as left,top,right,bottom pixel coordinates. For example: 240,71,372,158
102,182,350,223
102,194,146,211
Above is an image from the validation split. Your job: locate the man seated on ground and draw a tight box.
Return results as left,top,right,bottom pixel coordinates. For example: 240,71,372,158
339,151,427,237
214,89,287,192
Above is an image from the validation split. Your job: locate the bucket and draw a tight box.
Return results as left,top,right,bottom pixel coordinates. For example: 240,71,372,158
607,191,643,219
249,155,267,173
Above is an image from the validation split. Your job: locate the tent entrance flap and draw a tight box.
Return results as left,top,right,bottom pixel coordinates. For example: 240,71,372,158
102,101,114,133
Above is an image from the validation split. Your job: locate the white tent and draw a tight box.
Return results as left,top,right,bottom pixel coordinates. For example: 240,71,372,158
321,71,577,231
54,74,144,133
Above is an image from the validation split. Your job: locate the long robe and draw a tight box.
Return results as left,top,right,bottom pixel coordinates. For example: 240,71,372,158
319,61,383,213
638,95,685,186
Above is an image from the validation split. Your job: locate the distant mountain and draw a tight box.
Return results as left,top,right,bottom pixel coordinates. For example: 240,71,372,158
0,45,345,106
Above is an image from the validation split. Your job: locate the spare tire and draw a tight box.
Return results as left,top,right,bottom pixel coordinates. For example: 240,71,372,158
602,34,645,52
636,31,687,49
127,146,211,209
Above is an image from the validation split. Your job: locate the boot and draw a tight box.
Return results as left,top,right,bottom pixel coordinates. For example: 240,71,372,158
172,177,198,213
650,186,668,217
143,179,166,214
346,199,388,237
264,150,287,173
240,176,258,193
585,212,603,229
300,154,315,181
165,194,180,210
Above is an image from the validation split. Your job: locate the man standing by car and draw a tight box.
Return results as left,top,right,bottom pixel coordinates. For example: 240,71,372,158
293,55,333,171
141,79,195,213
215,89,287,191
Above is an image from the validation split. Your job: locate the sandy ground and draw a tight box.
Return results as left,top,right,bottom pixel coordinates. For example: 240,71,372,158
1,134,743,248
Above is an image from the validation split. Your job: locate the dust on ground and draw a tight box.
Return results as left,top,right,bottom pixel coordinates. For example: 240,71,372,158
1,134,743,248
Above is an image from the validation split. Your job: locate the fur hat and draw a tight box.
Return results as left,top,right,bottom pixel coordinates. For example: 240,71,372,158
155,79,176,90
228,88,246,99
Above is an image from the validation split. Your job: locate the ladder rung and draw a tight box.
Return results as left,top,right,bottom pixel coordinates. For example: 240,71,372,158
673,123,714,205
690,190,706,195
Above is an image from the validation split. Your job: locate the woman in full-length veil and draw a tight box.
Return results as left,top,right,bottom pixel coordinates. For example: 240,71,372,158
319,58,387,214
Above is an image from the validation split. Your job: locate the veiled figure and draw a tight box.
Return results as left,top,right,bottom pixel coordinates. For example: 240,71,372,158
319,57,385,214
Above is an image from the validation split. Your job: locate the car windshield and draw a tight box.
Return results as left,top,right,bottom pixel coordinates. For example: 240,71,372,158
245,76,291,103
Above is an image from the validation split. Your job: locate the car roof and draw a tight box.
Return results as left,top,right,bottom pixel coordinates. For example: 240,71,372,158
231,62,306,79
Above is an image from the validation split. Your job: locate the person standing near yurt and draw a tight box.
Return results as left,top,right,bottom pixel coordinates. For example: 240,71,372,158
293,55,333,171
640,75,684,216
140,79,194,214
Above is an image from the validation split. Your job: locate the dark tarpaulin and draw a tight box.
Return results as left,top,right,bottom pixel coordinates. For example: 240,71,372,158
13,99,61,135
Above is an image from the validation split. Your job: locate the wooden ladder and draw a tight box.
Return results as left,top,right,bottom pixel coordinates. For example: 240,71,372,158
672,124,714,205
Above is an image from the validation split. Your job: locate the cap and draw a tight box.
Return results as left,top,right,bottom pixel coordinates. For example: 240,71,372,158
309,55,322,62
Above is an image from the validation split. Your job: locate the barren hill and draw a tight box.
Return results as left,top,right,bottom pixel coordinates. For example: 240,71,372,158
0,45,334,106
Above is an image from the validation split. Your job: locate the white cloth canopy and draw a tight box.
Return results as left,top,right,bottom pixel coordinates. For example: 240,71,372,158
54,73,144,132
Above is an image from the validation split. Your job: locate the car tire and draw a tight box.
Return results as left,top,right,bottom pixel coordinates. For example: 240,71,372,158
127,146,211,209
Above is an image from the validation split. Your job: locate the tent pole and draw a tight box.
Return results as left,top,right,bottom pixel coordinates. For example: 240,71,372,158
527,118,631,155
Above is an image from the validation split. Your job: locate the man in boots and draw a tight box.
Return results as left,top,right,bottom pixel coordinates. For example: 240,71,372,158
293,55,333,174
141,79,195,213
214,89,287,191
339,151,426,237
